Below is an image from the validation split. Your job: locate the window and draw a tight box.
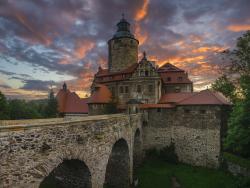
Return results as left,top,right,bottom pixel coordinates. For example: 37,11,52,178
148,85,153,92
137,85,142,93
145,70,149,76
200,110,206,114
175,87,180,93
157,108,161,112
178,77,183,81
119,86,124,93
167,77,171,81
140,71,144,76
125,86,129,93
184,109,190,113
111,87,115,96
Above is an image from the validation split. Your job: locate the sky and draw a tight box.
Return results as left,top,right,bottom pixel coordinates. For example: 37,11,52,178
0,0,250,100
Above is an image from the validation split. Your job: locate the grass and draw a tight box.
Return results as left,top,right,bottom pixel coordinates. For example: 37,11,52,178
224,152,250,169
135,157,240,188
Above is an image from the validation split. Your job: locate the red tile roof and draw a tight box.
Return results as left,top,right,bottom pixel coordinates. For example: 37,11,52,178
94,64,138,83
96,63,138,77
56,89,88,114
88,84,112,104
159,92,196,104
158,63,184,72
177,90,231,105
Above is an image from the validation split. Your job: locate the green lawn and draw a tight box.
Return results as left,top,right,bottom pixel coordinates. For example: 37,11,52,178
135,158,240,188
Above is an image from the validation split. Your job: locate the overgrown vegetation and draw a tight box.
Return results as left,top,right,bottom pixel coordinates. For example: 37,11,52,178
223,152,250,169
145,143,179,164
212,31,250,158
0,90,58,120
136,157,241,188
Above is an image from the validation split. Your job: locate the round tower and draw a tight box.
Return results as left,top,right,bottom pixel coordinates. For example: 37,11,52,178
108,15,139,72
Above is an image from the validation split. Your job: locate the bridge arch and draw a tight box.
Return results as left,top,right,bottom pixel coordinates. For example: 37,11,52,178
104,138,130,188
39,159,91,188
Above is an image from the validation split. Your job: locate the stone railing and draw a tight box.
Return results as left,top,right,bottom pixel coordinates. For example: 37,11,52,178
0,114,129,131
0,118,63,126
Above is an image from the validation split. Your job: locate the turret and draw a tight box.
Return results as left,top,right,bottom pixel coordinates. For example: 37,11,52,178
108,15,139,72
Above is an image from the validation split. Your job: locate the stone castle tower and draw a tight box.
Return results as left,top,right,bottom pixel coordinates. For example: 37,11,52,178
108,15,139,72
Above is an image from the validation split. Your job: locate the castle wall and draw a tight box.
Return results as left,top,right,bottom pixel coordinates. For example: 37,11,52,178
163,83,193,93
143,105,224,168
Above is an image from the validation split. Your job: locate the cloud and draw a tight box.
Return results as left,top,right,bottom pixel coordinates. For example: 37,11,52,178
227,24,250,32
0,0,250,98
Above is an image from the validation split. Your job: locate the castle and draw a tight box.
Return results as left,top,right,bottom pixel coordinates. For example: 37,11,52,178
57,16,231,168
0,16,233,188
57,16,194,115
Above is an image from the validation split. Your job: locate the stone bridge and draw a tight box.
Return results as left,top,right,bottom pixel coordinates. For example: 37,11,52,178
0,114,143,188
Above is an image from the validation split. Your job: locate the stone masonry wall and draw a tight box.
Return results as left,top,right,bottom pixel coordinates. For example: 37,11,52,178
0,114,142,188
143,105,223,168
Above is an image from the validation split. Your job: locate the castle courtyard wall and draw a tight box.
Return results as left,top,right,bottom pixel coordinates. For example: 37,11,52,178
143,105,224,168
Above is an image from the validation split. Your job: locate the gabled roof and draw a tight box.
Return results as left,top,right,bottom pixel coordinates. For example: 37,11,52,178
177,90,231,105
159,92,196,104
95,63,138,77
158,63,184,72
56,89,88,114
88,84,112,104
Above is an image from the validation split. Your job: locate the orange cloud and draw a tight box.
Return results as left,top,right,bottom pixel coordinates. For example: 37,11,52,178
192,46,225,53
227,24,250,32
14,12,52,45
133,0,149,45
74,39,95,59
135,0,149,21
135,23,148,45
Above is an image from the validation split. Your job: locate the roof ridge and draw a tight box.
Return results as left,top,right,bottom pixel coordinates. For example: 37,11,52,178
176,91,200,104
209,90,229,104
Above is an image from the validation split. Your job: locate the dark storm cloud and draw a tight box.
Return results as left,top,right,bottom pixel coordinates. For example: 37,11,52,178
21,79,57,91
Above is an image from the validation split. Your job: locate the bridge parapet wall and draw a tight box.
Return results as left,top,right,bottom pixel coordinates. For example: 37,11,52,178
0,113,142,188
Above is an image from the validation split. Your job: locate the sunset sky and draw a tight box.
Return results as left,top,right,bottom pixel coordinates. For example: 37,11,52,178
0,0,250,100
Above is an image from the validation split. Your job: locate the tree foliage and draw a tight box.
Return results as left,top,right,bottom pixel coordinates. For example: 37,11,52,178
0,90,58,120
0,91,9,120
217,31,250,158
44,90,58,118
211,75,236,103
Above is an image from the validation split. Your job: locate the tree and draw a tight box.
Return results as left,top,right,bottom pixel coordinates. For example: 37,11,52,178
221,31,250,158
224,75,250,157
0,91,9,120
212,75,236,103
44,90,58,118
